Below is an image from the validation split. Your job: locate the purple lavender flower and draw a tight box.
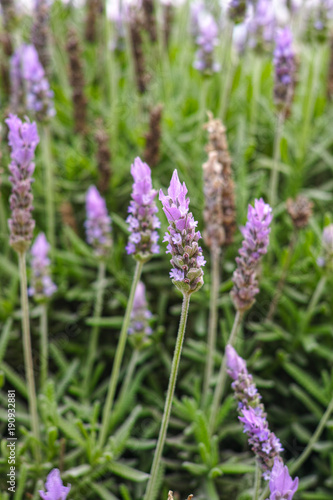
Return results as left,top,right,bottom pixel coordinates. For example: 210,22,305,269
10,44,55,121
28,233,57,300
231,198,272,312
39,468,71,500
159,170,205,295
317,223,333,269
273,27,296,112
125,157,160,261
6,114,40,253
85,185,112,258
193,10,220,73
247,0,275,52
305,0,333,42
267,457,299,500
128,281,153,348
226,345,283,479
190,1,205,36
228,0,248,24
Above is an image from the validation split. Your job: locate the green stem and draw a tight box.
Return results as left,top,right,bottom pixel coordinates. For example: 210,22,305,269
269,112,284,208
253,462,261,500
289,395,333,475
209,310,243,432
18,252,41,462
41,125,55,251
40,302,48,390
144,292,191,500
98,260,143,448
83,261,106,399
266,232,297,322
118,348,140,404
300,275,327,335
203,247,220,407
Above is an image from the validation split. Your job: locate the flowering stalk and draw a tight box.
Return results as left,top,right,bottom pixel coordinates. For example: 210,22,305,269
31,0,51,75
192,7,220,73
6,114,41,460
144,170,205,500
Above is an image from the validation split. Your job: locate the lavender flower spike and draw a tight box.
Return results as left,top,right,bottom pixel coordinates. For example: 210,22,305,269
159,170,205,295
85,185,112,258
226,345,284,479
126,157,160,261
231,198,272,312
6,114,40,253
29,233,57,300
128,281,153,348
273,27,296,113
193,11,220,73
39,468,71,500
267,457,299,500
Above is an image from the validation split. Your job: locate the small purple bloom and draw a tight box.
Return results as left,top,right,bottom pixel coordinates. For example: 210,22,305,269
6,114,40,253
193,9,220,73
39,468,71,500
226,345,283,478
317,223,333,269
267,457,299,500
159,170,205,295
128,281,153,348
10,44,55,121
231,198,272,312
273,27,296,112
247,0,275,52
125,157,160,261
29,233,57,300
85,186,112,258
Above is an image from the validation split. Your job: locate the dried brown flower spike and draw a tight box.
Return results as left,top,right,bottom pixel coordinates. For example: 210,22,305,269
202,151,224,249
142,0,157,43
204,112,236,247
31,0,51,74
66,27,87,134
85,0,103,43
163,2,174,48
286,195,313,230
95,119,112,193
144,104,163,168
129,7,150,94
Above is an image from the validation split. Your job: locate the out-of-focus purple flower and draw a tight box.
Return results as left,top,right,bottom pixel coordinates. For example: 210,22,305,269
267,457,299,500
317,223,333,269
226,345,283,479
193,10,220,73
39,468,71,500
305,0,333,42
85,185,112,258
190,1,205,36
273,27,296,112
6,114,39,253
125,157,160,261
231,198,272,312
228,0,248,24
10,44,55,121
28,233,57,300
248,0,275,52
128,281,153,348
159,170,205,295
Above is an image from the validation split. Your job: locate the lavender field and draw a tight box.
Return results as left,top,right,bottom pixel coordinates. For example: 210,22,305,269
1,0,333,499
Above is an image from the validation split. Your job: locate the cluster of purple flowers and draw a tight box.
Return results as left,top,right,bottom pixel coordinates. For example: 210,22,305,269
29,233,57,300
191,2,220,73
273,27,296,111
231,198,272,312
159,170,205,295
126,157,160,261
6,114,40,253
247,0,275,52
10,44,55,121
226,345,298,493
228,0,248,24
39,468,71,500
85,186,112,258
128,281,153,348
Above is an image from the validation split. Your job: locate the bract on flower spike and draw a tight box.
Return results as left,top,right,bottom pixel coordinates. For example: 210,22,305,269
231,198,272,312
85,185,112,258
126,157,160,261
226,345,285,480
39,468,71,500
6,114,40,254
266,457,299,500
159,169,205,295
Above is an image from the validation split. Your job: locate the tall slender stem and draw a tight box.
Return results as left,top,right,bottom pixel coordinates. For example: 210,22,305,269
266,232,297,322
41,125,55,251
209,310,243,432
18,251,41,462
98,260,144,448
40,302,48,390
269,112,284,208
203,247,220,406
253,462,261,500
118,348,140,404
144,293,191,500
300,275,327,335
83,261,106,399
